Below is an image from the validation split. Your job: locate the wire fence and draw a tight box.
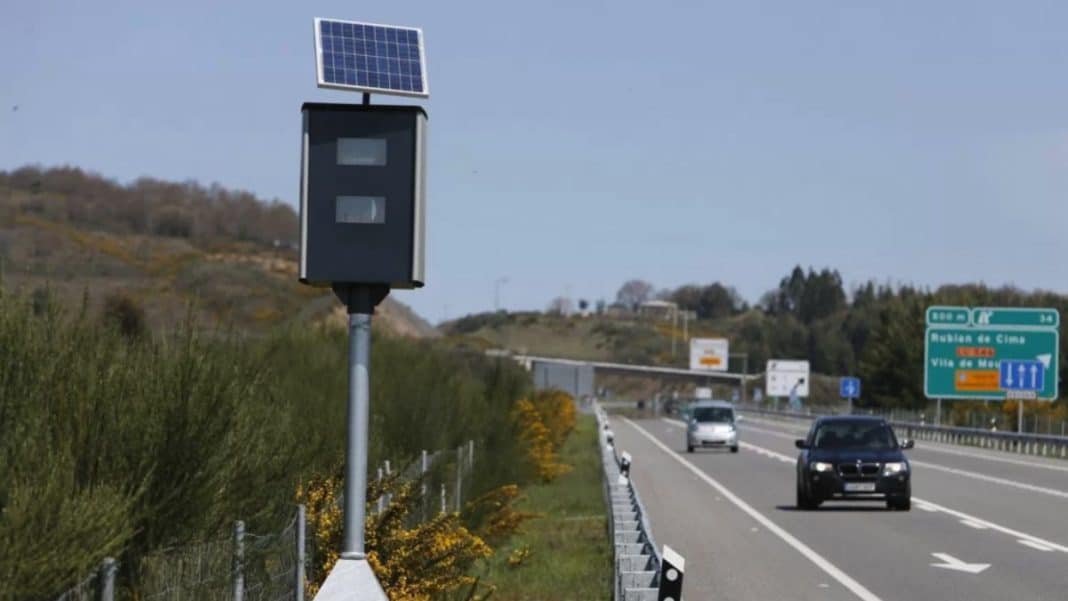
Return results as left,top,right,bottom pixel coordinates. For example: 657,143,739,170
52,440,478,601
53,569,100,601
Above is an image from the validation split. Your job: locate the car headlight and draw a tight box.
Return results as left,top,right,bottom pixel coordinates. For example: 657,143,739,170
810,462,833,472
883,462,907,476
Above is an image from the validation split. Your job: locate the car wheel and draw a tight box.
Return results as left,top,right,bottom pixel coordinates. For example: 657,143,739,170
730,445,739,453
796,481,812,510
888,496,911,511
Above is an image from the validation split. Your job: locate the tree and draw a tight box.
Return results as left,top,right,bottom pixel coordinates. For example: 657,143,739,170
616,280,654,312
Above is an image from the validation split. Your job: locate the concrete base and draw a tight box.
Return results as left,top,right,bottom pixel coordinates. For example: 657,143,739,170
313,558,388,600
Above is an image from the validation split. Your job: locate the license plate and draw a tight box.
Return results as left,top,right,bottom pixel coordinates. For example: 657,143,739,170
844,482,876,492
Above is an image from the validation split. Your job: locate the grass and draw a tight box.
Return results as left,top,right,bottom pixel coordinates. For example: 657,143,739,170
477,414,611,600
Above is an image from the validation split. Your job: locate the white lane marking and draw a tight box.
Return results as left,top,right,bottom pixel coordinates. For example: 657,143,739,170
730,420,1068,502
916,502,938,512
929,553,990,574
723,433,1068,554
626,418,886,601
909,459,1068,500
1019,539,1056,552
741,414,1068,474
959,519,988,530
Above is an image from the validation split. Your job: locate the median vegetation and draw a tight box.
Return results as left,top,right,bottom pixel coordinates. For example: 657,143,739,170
0,288,602,599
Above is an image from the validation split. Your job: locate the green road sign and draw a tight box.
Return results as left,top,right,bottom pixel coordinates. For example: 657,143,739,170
926,306,971,326
925,306,1059,401
971,307,1060,328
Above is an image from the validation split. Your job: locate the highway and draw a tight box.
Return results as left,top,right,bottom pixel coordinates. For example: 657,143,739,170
611,414,1068,601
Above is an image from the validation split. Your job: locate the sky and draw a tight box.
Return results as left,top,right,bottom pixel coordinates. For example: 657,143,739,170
3,1,1068,323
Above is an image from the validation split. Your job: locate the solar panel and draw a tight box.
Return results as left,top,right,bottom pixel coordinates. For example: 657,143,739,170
314,18,429,98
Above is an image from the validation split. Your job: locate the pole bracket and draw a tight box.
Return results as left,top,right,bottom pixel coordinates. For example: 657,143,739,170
332,284,390,315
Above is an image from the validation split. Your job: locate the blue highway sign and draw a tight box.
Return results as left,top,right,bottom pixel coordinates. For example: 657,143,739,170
840,377,861,399
1000,360,1044,391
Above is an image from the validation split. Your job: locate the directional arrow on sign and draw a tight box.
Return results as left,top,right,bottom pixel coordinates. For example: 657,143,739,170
930,553,990,574
1038,354,1052,369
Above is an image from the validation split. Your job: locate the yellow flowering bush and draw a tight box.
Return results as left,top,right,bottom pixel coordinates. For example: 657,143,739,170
513,390,577,483
533,390,577,448
299,470,533,600
463,484,537,545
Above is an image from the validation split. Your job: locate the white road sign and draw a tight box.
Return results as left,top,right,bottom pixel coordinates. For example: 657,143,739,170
690,338,729,372
766,360,810,397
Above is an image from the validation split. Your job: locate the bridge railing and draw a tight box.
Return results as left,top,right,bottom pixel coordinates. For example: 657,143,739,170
594,403,684,601
736,404,1068,459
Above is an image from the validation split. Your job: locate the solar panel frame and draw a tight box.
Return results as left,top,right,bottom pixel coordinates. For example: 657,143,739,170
314,17,429,98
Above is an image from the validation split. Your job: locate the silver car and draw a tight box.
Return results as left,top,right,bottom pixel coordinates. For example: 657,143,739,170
686,400,739,453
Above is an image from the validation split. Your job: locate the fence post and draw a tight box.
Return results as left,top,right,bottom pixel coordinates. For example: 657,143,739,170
421,449,428,522
377,467,385,514
384,460,393,508
97,557,117,601
232,520,245,601
455,445,464,512
468,440,475,471
295,505,306,601
440,483,446,514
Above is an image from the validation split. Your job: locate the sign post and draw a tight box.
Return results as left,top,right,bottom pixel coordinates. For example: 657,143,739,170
839,377,861,415
924,306,1059,432
301,17,430,599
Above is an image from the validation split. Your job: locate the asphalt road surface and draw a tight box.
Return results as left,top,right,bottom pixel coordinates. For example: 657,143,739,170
611,414,1068,601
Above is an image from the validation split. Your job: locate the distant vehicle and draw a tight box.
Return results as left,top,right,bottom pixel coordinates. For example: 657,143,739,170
794,416,913,511
685,400,739,453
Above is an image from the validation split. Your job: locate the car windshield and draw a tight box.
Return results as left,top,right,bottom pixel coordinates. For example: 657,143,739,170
812,422,897,450
692,407,733,423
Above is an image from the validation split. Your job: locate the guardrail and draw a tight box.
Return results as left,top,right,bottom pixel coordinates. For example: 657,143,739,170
594,404,684,601
736,405,1068,459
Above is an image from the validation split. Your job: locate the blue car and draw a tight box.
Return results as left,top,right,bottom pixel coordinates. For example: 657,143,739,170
795,416,914,511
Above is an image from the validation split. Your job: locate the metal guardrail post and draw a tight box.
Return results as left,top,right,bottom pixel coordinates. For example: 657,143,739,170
97,557,117,601
232,520,245,601
595,402,682,601
739,406,1068,462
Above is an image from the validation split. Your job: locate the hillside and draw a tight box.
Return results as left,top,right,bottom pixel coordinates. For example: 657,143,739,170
0,166,437,337
443,275,1068,409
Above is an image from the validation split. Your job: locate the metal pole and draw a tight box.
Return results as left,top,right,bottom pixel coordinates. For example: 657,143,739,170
233,520,245,601
343,312,372,558
682,311,688,351
98,557,117,601
468,440,475,470
1018,400,1024,434
671,307,678,357
440,483,446,514
936,398,942,426
295,505,306,601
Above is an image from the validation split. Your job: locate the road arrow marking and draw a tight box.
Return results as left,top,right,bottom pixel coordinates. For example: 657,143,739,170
930,553,989,574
